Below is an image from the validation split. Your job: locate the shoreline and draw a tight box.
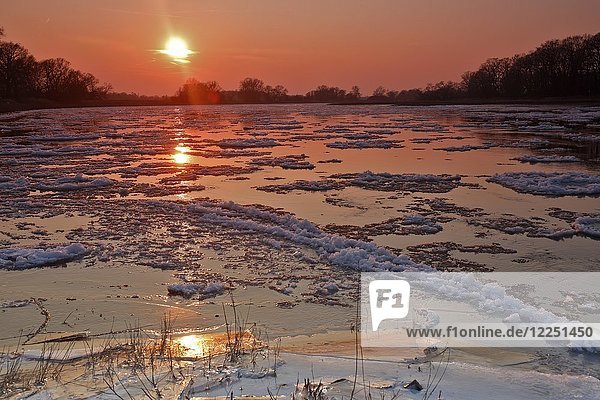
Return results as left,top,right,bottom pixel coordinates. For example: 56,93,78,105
2,96,599,115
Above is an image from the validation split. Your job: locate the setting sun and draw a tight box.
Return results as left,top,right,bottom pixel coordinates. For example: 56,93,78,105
2,2,600,398
160,37,193,63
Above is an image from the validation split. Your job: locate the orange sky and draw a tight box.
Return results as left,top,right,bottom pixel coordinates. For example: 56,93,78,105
3,0,599,96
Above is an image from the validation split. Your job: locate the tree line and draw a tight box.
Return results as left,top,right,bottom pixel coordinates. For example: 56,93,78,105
0,28,111,102
2,28,598,106
174,32,600,104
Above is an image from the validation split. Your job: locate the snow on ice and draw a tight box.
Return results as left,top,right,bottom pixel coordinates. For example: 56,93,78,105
488,172,600,196
0,243,87,270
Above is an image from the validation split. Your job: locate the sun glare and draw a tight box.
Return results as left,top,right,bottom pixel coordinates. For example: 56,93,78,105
159,37,193,63
176,335,206,358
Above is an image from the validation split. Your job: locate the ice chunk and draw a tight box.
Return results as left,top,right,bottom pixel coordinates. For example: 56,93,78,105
512,155,579,164
167,282,226,299
488,172,600,196
0,243,87,270
35,174,113,192
333,171,462,193
573,217,600,238
216,138,280,148
326,139,403,149
251,154,315,170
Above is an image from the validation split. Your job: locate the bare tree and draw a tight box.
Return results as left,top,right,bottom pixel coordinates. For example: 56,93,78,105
372,86,387,98
239,77,266,103
349,85,361,99
0,41,37,98
176,78,222,104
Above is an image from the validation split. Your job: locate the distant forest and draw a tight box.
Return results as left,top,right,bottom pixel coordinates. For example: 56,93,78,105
1,29,599,109
0,28,111,104
173,32,600,104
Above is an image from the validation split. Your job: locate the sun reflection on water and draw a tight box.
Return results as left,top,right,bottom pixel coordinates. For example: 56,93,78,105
173,145,191,164
176,334,207,358
173,331,262,359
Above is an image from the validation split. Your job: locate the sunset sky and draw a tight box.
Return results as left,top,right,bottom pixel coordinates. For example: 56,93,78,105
3,0,600,96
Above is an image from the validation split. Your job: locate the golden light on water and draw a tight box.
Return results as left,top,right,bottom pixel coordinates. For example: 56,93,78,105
173,145,191,164
176,334,207,358
173,331,262,359
159,37,193,63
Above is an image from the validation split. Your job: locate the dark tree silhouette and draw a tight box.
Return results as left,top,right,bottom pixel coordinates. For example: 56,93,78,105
372,86,387,98
176,78,222,104
264,84,288,102
0,29,110,102
305,85,348,102
239,77,266,103
349,85,361,99
461,33,600,99
0,41,37,98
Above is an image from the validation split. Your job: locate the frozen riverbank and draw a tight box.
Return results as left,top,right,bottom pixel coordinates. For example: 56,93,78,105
1,104,599,397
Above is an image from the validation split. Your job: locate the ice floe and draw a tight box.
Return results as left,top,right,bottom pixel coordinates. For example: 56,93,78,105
572,217,600,239
488,172,600,196
325,214,444,242
216,138,280,148
332,171,463,193
0,243,87,270
167,282,226,299
35,174,113,192
256,179,343,193
513,155,580,164
250,154,315,170
435,143,497,152
181,199,423,272
326,139,404,149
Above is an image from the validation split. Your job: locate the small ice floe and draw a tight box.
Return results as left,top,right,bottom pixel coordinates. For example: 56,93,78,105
326,214,444,241
326,139,404,149
250,154,315,170
167,282,226,299
512,155,579,164
35,174,113,192
504,138,552,149
194,148,271,158
0,243,87,270
317,281,339,296
185,199,422,272
0,299,33,308
0,176,29,192
488,172,600,196
256,179,343,194
573,217,600,238
216,138,280,149
30,133,101,142
468,215,576,240
400,215,444,234
317,158,343,164
333,171,462,193
435,143,497,152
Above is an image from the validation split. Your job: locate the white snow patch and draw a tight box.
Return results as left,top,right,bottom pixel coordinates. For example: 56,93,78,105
317,282,339,296
167,282,226,299
513,155,580,164
216,138,280,148
0,243,87,270
326,139,403,149
488,172,600,196
573,217,600,238
35,174,113,192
